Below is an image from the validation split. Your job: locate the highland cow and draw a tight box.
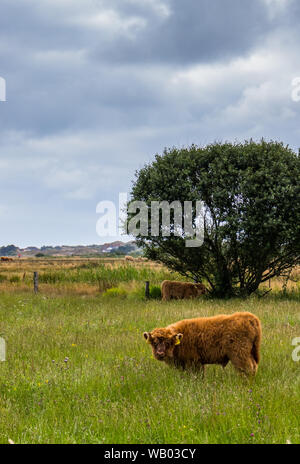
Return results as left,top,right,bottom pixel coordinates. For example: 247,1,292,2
161,280,207,301
144,312,261,376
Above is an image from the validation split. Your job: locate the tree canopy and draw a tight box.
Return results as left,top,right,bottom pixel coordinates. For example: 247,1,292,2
128,140,300,297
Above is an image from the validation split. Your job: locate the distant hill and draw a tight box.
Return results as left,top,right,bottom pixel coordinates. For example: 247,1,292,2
0,244,19,256
0,241,140,257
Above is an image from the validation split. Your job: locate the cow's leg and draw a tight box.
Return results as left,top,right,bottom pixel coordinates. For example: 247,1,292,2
194,361,205,377
200,364,205,378
229,352,257,376
250,357,258,375
174,359,186,370
187,360,205,377
222,358,229,369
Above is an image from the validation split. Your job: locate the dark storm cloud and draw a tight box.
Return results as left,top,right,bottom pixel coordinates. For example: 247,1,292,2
0,0,281,137
92,0,271,65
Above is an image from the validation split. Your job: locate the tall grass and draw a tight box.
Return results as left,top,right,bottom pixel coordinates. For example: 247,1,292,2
0,292,299,444
36,264,177,290
0,259,181,295
1,259,299,297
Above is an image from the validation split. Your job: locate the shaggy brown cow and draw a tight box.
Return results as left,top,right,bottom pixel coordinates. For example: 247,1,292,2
125,255,135,262
161,280,207,301
143,312,261,376
1,257,13,262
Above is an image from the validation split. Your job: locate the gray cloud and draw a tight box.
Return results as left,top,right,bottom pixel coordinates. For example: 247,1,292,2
91,0,272,65
0,0,300,246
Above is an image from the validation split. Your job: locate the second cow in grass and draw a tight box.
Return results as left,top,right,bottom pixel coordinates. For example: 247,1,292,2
161,280,207,301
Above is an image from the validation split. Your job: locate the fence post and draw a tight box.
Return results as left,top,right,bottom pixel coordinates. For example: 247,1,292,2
34,271,39,293
145,281,150,299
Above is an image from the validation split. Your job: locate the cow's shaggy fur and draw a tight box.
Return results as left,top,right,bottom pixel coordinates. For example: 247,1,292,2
161,280,207,301
144,312,261,376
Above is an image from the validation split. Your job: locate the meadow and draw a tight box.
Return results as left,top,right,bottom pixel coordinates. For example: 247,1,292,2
0,258,299,444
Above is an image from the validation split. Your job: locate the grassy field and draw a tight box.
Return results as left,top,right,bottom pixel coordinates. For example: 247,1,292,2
0,257,175,295
0,259,299,444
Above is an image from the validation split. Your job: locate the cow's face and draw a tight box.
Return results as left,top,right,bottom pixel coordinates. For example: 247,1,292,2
143,329,183,361
195,284,207,295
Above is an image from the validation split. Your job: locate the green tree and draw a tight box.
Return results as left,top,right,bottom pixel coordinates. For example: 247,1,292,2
0,245,19,256
128,140,300,297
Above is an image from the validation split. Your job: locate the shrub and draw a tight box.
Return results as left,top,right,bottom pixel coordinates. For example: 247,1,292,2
102,287,127,299
9,275,21,283
149,285,162,299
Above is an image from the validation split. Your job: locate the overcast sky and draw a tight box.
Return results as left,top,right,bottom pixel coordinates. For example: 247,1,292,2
0,0,300,247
